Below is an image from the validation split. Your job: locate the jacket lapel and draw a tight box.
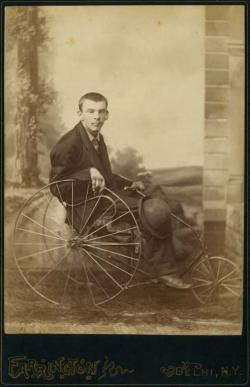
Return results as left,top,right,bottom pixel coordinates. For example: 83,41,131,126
99,135,113,181
77,122,111,179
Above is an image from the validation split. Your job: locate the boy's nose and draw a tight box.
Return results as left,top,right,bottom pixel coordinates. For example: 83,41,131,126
93,112,100,119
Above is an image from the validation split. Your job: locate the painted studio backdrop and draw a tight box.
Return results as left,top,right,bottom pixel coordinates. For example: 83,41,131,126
5,5,244,334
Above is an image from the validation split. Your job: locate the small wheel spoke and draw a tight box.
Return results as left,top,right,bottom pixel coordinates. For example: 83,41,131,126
192,283,214,304
196,283,214,296
192,277,213,285
192,282,213,290
215,261,222,280
223,276,242,284
84,244,139,262
221,283,241,297
221,282,241,288
200,261,212,276
195,266,206,276
17,244,67,261
81,248,124,290
206,259,216,278
218,267,238,283
204,285,217,303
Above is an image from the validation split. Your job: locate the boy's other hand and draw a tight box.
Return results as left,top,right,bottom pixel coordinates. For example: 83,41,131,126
130,181,145,191
90,167,105,194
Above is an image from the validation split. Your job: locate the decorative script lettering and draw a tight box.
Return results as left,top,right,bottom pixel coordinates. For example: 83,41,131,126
8,355,134,381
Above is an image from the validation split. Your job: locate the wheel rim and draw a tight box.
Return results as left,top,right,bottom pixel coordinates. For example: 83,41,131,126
13,180,141,306
191,256,242,305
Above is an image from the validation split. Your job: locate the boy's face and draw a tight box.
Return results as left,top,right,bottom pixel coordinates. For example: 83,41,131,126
79,99,108,136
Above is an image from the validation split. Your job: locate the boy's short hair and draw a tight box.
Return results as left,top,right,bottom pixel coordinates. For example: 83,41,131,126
78,92,108,111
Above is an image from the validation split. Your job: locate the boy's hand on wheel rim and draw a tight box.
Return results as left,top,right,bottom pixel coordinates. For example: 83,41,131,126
90,167,105,194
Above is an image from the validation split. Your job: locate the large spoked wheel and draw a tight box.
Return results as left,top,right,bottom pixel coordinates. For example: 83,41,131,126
13,179,141,306
190,256,242,305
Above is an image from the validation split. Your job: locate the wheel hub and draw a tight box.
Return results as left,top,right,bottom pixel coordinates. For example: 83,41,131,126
67,237,81,248
67,236,90,249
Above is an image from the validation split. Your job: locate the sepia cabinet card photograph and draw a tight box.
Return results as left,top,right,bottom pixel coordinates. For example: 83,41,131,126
1,1,249,386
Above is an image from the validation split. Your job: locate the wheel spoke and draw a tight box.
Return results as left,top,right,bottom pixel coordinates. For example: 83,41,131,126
84,210,131,239
105,253,140,273
85,226,136,243
200,261,212,276
221,282,241,288
216,261,222,280
32,250,70,288
44,214,68,230
79,183,90,232
16,227,67,241
88,242,140,246
196,283,214,296
61,251,74,303
56,183,72,226
13,180,141,307
204,285,217,303
86,250,133,277
87,265,110,298
206,259,216,278
81,248,124,290
84,244,139,262
223,276,242,284
195,266,206,276
192,282,213,289
79,196,102,234
17,244,67,261
90,199,117,226
192,277,213,285
218,267,238,283
14,242,65,246
81,261,96,305
21,213,67,241
221,283,241,297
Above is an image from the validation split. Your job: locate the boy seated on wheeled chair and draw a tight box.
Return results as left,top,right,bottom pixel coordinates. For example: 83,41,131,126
49,92,192,289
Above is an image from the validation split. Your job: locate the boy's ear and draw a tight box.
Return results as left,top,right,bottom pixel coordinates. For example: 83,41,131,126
105,110,109,120
77,110,82,118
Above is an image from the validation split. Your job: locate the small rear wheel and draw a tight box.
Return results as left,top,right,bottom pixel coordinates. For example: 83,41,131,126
190,256,242,305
